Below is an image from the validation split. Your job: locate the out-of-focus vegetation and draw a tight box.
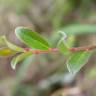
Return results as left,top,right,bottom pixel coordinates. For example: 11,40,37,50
0,0,96,96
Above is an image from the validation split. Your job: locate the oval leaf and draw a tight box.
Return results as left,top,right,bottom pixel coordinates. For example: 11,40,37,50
67,50,92,74
57,40,69,55
66,35,75,47
2,36,24,52
15,27,50,50
0,47,16,56
11,52,32,70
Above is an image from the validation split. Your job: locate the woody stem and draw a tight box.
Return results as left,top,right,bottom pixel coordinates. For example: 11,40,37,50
24,45,96,54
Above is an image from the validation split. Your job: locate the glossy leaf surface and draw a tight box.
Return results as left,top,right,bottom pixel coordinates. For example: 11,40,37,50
15,27,50,50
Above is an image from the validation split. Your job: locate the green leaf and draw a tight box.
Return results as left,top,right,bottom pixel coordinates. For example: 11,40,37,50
62,24,96,35
67,50,92,74
66,35,75,47
0,36,5,45
2,36,24,52
11,52,32,70
57,40,69,55
0,47,16,56
15,27,50,50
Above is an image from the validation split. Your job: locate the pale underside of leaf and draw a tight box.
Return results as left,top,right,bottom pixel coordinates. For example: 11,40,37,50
11,52,32,70
1,36,24,52
67,51,92,74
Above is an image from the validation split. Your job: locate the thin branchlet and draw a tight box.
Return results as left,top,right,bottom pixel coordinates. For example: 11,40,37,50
24,45,96,54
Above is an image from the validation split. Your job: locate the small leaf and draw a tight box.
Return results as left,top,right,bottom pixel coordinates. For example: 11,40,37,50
57,40,69,55
57,31,69,55
67,50,92,74
15,27,50,50
2,36,24,52
66,35,75,47
61,24,96,35
0,36,5,45
11,52,32,70
0,47,15,56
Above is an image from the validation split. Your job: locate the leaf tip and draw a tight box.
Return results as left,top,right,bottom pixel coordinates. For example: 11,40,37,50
11,63,16,70
15,26,30,34
15,27,23,34
58,31,67,40
11,60,17,70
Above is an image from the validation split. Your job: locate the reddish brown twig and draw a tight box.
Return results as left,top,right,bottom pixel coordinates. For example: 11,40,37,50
24,48,58,54
69,45,96,52
24,45,96,54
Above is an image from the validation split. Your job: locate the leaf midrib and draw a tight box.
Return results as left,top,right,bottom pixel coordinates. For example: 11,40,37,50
16,32,49,50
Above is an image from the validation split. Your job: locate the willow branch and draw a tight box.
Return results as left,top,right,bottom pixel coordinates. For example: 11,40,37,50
24,45,96,54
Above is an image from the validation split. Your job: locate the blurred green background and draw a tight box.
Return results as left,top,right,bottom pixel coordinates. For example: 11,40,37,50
0,0,96,96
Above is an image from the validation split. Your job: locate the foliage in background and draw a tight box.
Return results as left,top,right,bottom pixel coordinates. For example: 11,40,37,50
0,0,96,96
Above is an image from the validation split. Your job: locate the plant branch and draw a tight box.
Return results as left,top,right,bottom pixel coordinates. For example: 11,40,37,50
24,45,96,54
69,45,96,52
